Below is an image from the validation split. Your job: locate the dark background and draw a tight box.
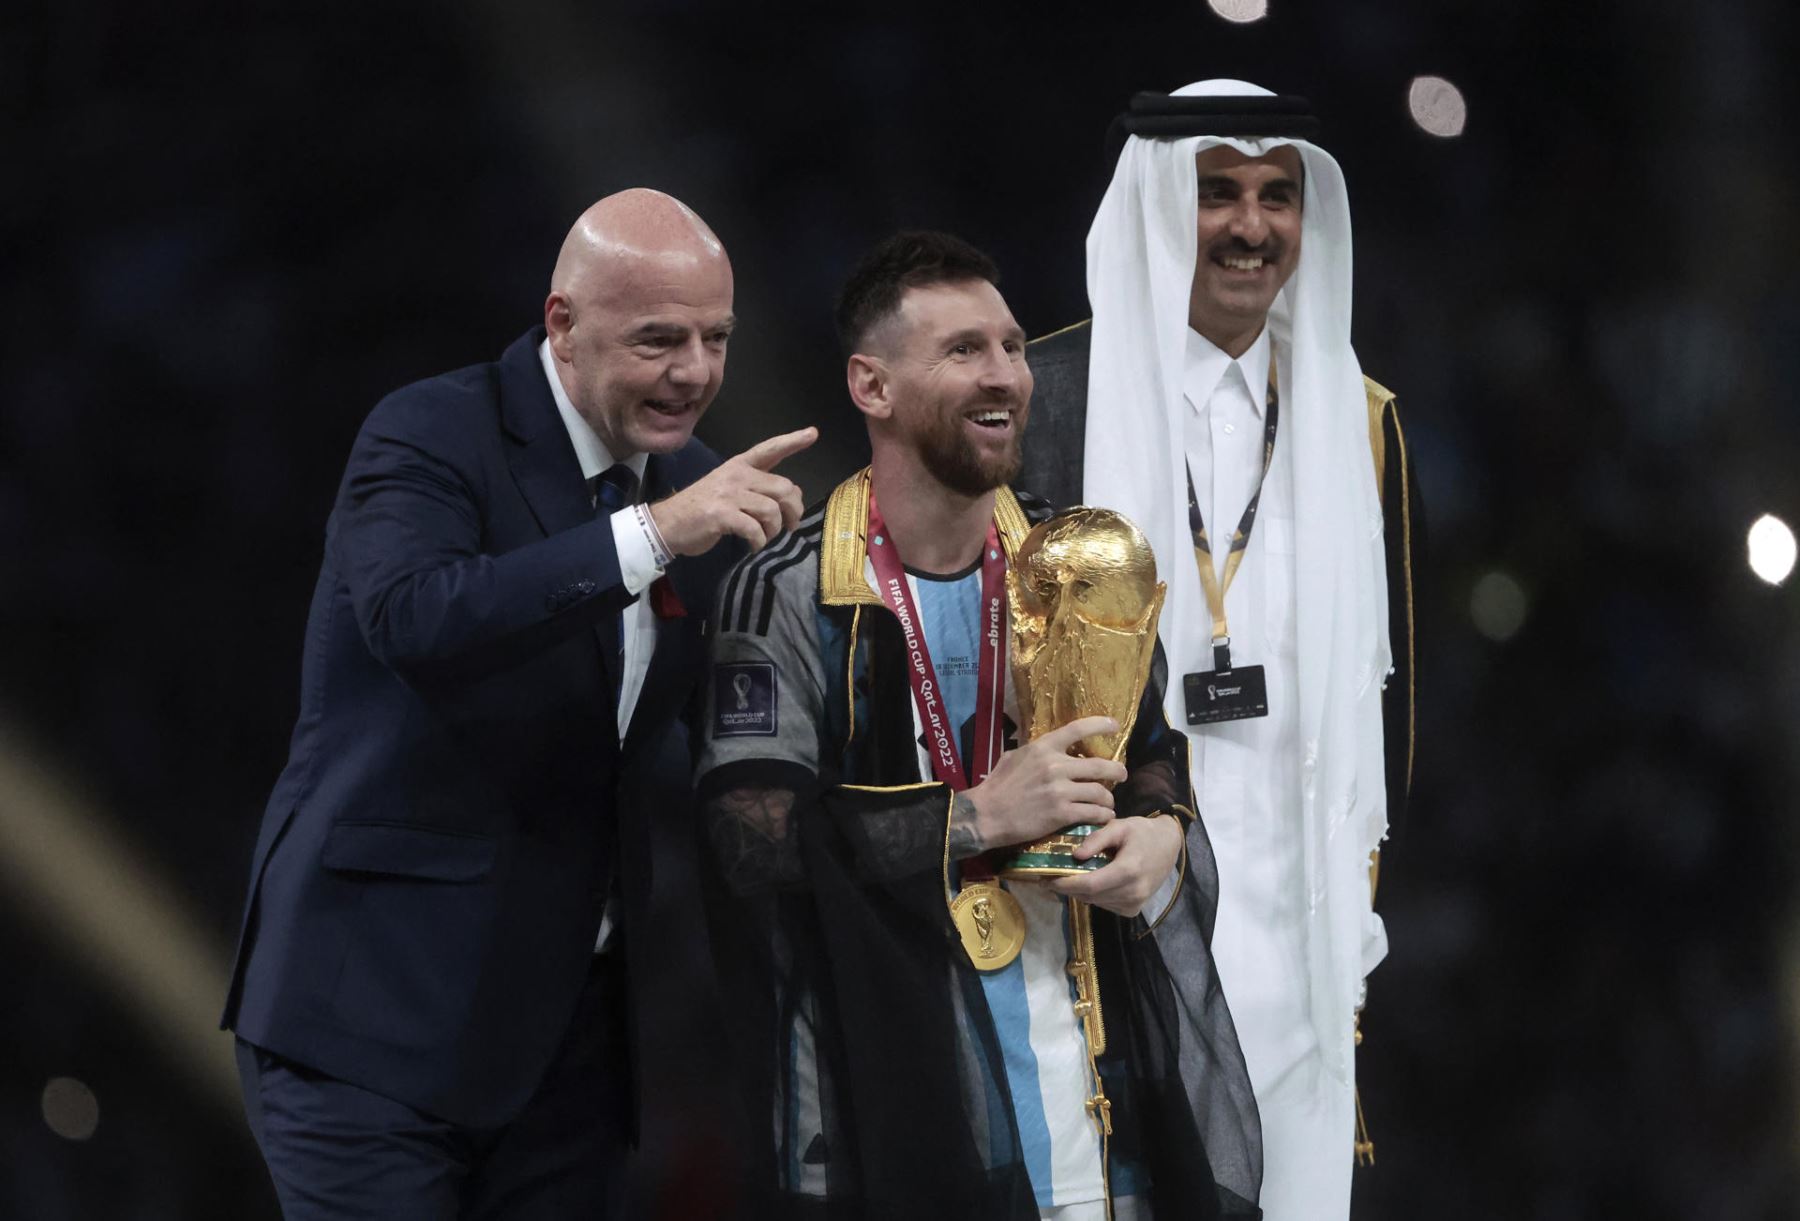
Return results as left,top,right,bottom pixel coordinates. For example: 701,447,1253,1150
5,0,1797,1217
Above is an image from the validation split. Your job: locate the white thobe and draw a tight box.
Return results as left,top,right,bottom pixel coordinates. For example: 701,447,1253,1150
1181,325,1354,1220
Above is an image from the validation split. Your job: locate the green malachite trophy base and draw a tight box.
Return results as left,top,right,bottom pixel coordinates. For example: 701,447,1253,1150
996,824,1109,879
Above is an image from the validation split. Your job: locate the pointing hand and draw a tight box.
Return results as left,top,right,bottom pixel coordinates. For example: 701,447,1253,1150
649,427,817,555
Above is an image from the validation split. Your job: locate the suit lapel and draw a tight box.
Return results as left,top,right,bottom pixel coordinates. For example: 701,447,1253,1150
498,330,620,697
500,331,592,540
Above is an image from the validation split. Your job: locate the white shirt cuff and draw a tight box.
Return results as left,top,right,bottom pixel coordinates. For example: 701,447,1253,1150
609,508,665,596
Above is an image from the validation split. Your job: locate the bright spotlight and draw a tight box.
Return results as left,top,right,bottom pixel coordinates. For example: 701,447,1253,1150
1208,0,1269,22
1747,514,1796,585
1408,75,1467,138
1470,571,1528,642
41,1077,100,1141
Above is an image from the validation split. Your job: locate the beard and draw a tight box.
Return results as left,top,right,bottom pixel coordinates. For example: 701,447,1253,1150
915,404,1024,498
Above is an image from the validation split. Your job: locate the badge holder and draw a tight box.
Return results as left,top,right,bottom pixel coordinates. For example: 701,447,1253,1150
1180,366,1279,728
1183,634,1268,725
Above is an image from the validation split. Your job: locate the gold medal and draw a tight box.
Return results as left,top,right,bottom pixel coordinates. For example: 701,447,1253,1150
949,880,1026,971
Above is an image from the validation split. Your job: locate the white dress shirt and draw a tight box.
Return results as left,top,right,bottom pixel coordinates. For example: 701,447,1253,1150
539,339,666,951
539,339,664,731
1179,325,1316,1088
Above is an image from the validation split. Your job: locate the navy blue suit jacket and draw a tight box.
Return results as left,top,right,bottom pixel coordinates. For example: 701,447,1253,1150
222,328,740,1128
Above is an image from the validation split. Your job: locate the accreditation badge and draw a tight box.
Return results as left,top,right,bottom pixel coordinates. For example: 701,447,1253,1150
948,880,1026,971
1183,663,1269,725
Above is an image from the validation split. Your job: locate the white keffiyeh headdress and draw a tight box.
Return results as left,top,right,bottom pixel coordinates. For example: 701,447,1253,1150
1082,78,1391,1083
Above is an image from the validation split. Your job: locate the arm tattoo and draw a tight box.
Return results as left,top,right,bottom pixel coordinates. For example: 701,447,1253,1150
852,792,966,878
706,785,802,894
710,785,988,888
946,793,986,860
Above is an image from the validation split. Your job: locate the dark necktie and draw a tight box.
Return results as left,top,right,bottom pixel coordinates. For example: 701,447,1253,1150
594,464,639,707
593,463,639,516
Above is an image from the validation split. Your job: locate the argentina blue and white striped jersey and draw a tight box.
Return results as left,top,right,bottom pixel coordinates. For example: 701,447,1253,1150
910,560,1109,1211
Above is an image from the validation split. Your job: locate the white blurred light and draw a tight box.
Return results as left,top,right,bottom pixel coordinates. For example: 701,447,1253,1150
1747,514,1796,585
41,1077,99,1141
1408,75,1467,138
1470,571,1528,642
1208,0,1268,23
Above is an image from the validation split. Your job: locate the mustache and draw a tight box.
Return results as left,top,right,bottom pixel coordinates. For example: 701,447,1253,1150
1206,236,1285,260
961,388,1029,412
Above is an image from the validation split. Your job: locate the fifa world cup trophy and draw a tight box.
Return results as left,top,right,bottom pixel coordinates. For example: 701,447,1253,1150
999,508,1166,878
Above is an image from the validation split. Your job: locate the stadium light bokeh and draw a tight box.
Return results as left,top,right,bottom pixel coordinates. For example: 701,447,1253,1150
1408,75,1468,138
1207,0,1269,24
1747,514,1796,585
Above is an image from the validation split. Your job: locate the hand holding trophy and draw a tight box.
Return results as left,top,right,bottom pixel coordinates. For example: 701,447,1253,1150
998,508,1166,879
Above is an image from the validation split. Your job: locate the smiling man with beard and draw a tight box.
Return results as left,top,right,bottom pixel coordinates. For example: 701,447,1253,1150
1019,81,1425,1221
695,232,1260,1220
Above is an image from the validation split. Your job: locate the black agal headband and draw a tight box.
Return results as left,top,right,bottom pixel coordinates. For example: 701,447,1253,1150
1105,91,1320,161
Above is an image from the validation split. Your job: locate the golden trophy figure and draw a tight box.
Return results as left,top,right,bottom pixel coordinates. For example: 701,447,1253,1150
998,507,1166,879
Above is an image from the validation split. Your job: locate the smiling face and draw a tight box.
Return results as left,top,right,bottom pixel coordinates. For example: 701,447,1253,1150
1187,144,1304,356
878,279,1033,497
544,195,736,459
551,248,734,457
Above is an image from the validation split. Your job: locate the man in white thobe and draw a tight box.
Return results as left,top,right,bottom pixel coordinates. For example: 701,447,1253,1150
1019,80,1423,1221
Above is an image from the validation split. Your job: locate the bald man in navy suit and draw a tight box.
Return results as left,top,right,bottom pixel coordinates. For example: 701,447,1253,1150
222,189,816,1219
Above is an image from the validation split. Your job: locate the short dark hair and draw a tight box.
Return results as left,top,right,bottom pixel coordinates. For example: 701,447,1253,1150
834,230,1001,357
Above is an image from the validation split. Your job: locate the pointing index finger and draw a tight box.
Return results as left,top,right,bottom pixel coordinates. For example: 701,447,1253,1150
741,426,819,472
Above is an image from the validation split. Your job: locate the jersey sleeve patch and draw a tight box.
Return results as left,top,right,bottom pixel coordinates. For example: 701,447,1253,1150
713,662,779,737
